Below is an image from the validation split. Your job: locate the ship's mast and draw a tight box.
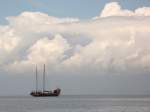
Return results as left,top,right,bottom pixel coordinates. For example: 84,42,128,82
35,65,38,93
43,64,46,92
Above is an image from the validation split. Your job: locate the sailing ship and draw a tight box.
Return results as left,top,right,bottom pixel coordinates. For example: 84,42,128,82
30,64,61,97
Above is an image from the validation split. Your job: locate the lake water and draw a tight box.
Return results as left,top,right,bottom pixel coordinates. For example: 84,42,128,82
0,95,150,112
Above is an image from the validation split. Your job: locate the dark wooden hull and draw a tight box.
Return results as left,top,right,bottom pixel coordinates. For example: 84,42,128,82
30,88,61,97
31,94,60,97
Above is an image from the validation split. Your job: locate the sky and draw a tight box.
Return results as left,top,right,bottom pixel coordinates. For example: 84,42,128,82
0,0,150,95
0,0,150,23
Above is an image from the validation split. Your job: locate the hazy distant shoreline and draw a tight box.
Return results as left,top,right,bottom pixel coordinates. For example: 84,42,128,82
1,94,150,98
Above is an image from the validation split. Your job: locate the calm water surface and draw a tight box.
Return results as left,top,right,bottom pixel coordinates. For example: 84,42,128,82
0,95,150,112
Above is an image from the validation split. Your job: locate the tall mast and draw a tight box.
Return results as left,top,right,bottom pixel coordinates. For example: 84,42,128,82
43,64,46,92
35,65,38,92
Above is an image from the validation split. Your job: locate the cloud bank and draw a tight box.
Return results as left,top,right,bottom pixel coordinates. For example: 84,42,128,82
1,2,150,76
100,2,150,17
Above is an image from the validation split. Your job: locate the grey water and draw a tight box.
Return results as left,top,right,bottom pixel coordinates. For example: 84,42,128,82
0,95,150,112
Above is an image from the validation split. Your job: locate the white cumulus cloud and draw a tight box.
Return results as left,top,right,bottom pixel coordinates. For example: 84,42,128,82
100,2,150,18
1,2,150,75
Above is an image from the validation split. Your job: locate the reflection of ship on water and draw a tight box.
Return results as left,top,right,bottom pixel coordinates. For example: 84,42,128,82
30,64,61,97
